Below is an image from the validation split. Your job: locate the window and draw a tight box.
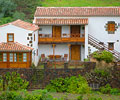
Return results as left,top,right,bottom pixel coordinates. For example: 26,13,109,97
19,53,22,62
10,53,13,62
14,53,17,62
23,53,27,62
34,34,35,41
3,53,7,62
105,21,118,34
0,53,2,62
108,42,114,50
7,33,14,42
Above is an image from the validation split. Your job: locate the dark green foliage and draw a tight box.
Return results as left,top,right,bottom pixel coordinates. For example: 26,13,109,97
92,50,114,63
46,75,91,94
77,95,83,100
0,72,29,91
0,0,16,18
100,84,120,95
0,89,58,100
0,17,14,25
88,97,103,100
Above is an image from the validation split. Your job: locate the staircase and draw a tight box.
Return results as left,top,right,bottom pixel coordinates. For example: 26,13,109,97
88,34,120,60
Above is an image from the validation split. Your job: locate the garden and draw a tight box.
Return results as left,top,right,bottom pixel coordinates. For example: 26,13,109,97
0,51,120,100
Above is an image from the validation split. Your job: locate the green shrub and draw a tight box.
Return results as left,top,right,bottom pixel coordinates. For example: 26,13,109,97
77,95,83,100
92,50,113,63
100,84,111,94
46,75,91,94
4,72,29,91
100,84,120,95
0,89,58,100
88,97,103,100
0,75,3,91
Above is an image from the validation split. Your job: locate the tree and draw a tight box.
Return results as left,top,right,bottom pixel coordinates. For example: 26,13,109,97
0,0,16,18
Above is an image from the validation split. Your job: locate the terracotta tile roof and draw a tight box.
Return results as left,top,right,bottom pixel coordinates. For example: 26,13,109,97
0,19,39,31
0,42,33,52
35,18,88,25
35,7,120,17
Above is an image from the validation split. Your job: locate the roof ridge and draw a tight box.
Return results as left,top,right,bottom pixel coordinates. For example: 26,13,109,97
37,7,120,8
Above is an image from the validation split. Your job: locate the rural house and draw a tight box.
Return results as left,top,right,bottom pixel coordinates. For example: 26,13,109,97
0,7,120,68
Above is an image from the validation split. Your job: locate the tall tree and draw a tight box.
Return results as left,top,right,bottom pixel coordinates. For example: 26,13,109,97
0,0,16,18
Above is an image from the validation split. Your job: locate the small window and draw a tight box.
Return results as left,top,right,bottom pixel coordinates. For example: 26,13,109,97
0,53,2,62
7,33,14,42
105,21,118,34
23,53,27,62
108,42,114,50
3,53,7,62
19,53,22,62
10,53,13,62
34,34,35,41
14,53,17,62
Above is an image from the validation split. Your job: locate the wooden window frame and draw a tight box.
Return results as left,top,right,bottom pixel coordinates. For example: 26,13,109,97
23,53,27,62
7,33,14,42
3,53,7,62
0,53,3,62
108,42,114,50
107,21,115,34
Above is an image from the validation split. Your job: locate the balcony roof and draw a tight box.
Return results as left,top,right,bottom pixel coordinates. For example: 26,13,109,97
35,18,88,25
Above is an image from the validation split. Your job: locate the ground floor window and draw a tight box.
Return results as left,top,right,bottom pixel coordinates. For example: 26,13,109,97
0,53,2,62
3,53,7,62
108,42,114,50
23,53,27,62
0,53,28,63
10,53,13,62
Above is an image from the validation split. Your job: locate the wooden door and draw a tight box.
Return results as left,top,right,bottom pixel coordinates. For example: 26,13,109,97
71,25,80,37
71,45,81,60
53,26,61,38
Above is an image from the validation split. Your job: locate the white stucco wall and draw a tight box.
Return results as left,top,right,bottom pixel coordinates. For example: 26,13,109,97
38,44,69,60
81,45,85,61
39,25,70,36
87,17,120,54
32,30,39,66
0,24,32,44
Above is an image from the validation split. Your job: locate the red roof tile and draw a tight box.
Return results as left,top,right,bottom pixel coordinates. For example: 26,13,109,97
0,42,33,52
35,18,88,25
35,7,120,17
0,19,39,31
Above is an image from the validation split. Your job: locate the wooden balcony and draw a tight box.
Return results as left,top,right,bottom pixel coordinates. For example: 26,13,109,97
38,33,85,44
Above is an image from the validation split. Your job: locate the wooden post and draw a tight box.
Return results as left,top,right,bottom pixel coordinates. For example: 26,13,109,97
68,44,71,61
52,44,56,61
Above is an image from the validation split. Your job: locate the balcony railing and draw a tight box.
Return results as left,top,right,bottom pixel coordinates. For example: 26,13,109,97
38,33,85,43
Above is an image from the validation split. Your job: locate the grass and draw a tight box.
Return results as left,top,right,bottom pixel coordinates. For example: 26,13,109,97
41,0,120,7
49,92,120,100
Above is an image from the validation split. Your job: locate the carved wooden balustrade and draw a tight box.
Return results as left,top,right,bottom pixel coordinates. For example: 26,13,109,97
38,33,85,43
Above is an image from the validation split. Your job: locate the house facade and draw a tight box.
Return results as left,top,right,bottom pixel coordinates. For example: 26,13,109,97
0,20,39,68
0,7,120,68
33,7,120,63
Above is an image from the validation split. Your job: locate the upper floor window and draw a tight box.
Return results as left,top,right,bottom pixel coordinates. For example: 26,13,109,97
7,33,14,42
105,21,118,34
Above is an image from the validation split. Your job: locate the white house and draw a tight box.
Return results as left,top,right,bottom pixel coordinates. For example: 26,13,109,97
33,7,120,63
0,7,120,68
0,19,39,68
